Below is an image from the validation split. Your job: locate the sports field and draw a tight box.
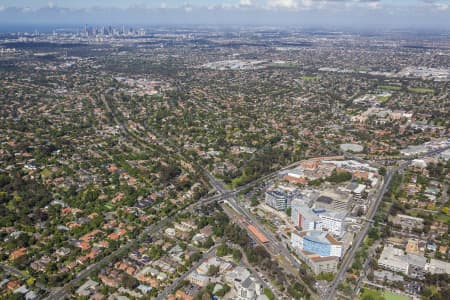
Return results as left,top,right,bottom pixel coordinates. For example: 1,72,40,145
383,291,410,300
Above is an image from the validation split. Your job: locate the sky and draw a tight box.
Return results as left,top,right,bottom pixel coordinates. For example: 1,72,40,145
0,0,449,29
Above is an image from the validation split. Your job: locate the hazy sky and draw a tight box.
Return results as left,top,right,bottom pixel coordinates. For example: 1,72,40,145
0,0,449,29
0,0,447,8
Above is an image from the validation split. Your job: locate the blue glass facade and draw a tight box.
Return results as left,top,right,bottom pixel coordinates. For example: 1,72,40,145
303,236,331,257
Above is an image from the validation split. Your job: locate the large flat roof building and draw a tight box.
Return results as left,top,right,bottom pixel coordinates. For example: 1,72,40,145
301,254,339,275
400,145,428,157
392,214,424,230
378,244,427,277
427,259,450,275
378,245,409,274
316,189,353,212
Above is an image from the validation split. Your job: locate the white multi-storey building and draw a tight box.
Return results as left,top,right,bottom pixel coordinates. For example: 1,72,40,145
318,211,346,237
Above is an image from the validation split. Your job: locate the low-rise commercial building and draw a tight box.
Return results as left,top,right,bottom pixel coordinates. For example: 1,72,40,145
378,245,409,274
392,214,424,231
426,259,450,275
378,245,427,277
187,272,210,287
373,270,404,283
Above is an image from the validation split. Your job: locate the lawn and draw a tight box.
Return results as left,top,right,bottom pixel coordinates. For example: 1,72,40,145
378,85,402,91
433,212,450,223
384,291,410,300
377,95,391,103
408,87,434,94
40,168,52,178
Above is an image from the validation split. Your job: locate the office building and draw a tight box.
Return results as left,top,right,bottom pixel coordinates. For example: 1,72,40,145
316,189,353,212
265,189,290,211
344,183,366,203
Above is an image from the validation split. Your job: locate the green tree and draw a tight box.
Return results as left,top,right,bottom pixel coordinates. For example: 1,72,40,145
360,288,385,300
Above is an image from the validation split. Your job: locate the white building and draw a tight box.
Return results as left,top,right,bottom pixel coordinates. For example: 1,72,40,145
318,211,347,237
400,145,428,157
292,232,341,274
377,244,427,277
187,272,210,287
307,256,339,274
236,276,263,300
378,245,409,274
439,149,450,161
291,230,304,249
225,267,263,300
344,183,366,203
427,259,450,275
316,189,353,212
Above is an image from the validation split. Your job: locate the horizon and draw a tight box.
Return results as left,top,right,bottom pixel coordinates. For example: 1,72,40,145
0,0,449,30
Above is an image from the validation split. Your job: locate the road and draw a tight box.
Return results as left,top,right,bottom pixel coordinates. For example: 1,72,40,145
325,145,450,299
0,263,50,293
155,230,281,300
0,263,29,280
47,219,171,300
155,245,219,300
324,168,394,299
47,93,449,299
203,166,318,297
348,151,450,300
45,142,305,299
219,191,318,297
47,191,226,300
